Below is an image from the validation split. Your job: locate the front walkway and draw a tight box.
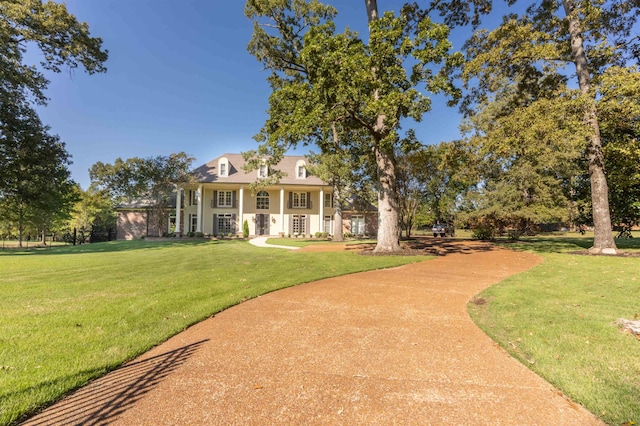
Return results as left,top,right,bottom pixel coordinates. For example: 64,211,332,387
249,236,300,250
23,241,602,425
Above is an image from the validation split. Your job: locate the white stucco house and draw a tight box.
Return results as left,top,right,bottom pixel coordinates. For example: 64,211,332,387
116,153,378,239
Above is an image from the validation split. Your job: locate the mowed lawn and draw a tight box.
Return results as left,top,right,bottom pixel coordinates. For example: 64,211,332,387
469,236,640,426
0,239,427,425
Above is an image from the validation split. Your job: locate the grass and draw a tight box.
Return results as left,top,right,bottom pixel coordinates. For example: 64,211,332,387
264,236,377,248
468,235,640,425
0,239,428,425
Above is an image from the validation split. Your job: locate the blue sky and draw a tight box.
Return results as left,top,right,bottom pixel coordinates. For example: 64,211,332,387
37,1,488,190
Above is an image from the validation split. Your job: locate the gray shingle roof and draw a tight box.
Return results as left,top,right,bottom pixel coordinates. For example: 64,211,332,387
190,153,327,186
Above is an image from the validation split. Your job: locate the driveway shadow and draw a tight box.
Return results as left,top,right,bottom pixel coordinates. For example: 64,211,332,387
356,237,496,257
21,340,208,426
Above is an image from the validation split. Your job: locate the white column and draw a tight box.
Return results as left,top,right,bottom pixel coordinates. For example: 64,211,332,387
175,188,182,235
238,186,244,235
319,189,324,234
196,184,203,233
280,187,285,234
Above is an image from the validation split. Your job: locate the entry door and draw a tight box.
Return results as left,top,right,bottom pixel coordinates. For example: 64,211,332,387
256,214,270,235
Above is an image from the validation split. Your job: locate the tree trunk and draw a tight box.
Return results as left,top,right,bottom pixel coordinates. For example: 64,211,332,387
332,185,344,241
365,0,402,253
374,146,401,252
563,0,617,254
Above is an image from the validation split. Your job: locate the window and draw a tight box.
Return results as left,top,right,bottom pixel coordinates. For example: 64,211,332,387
217,190,233,207
351,215,365,235
292,214,307,235
256,191,269,209
216,214,233,235
189,190,199,206
258,164,268,178
324,193,333,208
324,215,332,234
190,214,198,232
295,159,306,179
218,157,229,177
292,192,307,208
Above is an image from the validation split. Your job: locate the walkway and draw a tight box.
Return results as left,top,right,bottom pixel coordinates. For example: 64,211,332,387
23,241,602,425
249,236,300,250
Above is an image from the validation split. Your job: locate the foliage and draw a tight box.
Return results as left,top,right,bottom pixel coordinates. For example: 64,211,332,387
89,153,195,237
244,0,462,252
0,103,78,246
460,0,640,252
243,219,250,238
0,239,425,424
65,186,116,242
0,0,108,106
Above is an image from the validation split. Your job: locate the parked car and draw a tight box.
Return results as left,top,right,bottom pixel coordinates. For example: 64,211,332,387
432,223,454,237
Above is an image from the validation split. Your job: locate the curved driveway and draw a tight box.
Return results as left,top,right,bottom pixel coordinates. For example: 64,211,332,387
24,241,602,425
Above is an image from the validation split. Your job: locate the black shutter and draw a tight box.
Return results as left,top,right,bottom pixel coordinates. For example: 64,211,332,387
232,191,237,208
213,191,218,208
288,192,292,209
213,214,218,235
307,192,312,209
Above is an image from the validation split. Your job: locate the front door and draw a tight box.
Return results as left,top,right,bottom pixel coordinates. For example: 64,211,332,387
256,214,270,235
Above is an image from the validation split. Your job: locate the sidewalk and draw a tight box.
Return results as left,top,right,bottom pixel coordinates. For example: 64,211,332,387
23,241,602,425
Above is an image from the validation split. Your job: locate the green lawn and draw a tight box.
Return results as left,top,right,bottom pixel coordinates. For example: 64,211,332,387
469,236,640,425
0,239,427,425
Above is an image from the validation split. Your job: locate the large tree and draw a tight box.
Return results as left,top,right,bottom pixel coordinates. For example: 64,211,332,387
90,153,195,237
245,0,462,252
461,0,640,253
0,102,78,246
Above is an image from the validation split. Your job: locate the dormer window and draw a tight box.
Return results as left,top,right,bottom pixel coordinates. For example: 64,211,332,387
258,164,268,178
218,157,229,177
296,160,306,179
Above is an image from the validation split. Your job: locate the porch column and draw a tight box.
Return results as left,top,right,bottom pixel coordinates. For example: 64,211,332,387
238,185,244,235
280,187,285,234
196,184,203,233
175,188,182,235
319,189,324,233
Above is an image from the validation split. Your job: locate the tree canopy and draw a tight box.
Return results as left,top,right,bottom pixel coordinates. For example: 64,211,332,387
90,153,195,237
245,0,462,251
460,0,640,251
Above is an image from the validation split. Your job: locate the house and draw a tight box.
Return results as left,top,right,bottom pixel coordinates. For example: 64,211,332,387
116,154,378,239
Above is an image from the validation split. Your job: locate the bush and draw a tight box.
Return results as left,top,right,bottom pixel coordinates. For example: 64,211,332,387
344,232,352,238
471,226,495,241
186,231,195,237
315,232,322,238
243,220,250,238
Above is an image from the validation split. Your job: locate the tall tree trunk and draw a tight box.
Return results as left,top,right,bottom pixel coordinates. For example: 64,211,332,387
365,0,402,252
374,145,401,251
332,185,344,241
330,122,344,242
563,0,617,254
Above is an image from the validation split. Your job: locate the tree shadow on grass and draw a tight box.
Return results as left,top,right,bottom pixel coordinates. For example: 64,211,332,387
499,236,640,255
20,340,208,426
359,237,497,256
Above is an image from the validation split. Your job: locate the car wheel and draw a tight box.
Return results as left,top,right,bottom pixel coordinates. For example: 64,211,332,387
433,233,437,237
440,233,445,237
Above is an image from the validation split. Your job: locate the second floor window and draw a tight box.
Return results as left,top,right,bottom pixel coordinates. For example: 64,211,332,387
258,164,268,178
218,190,233,207
293,192,307,208
256,191,269,209
219,163,227,176
324,192,333,208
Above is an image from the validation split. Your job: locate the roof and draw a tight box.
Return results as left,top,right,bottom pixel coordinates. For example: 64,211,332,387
190,153,327,186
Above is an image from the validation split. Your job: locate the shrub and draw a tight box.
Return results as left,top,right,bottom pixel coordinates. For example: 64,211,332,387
315,232,322,238
186,231,195,237
194,232,204,238
243,220,250,238
471,226,495,241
